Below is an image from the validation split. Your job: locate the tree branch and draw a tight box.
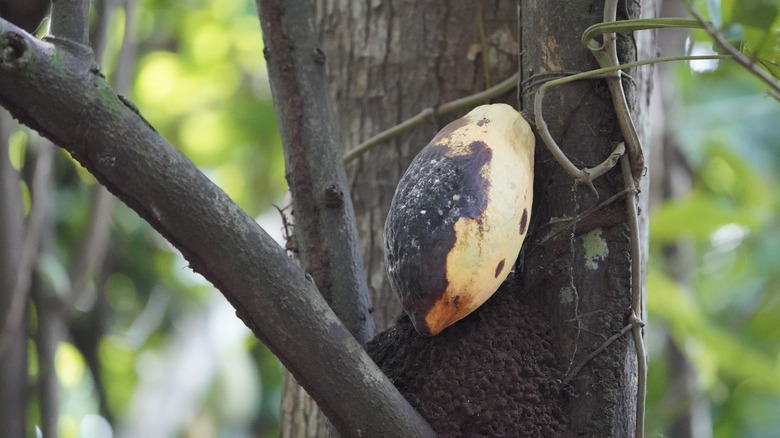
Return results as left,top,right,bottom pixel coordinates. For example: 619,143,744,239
685,1,780,97
343,72,520,164
256,0,374,344
0,137,53,355
68,0,137,309
594,0,643,173
0,18,435,438
49,0,90,46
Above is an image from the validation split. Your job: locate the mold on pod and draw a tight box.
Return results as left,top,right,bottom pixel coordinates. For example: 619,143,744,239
383,104,535,336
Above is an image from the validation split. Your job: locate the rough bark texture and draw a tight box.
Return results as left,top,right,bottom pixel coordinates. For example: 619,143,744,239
280,372,329,438
318,0,652,436
257,0,374,345
519,0,652,435
318,1,521,333
281,4,524,434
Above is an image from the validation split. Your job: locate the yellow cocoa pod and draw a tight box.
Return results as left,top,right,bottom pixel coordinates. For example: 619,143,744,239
384,104,535,336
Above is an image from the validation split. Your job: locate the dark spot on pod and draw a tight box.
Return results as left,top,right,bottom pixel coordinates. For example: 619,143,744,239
453,295,461,308
495,259,506,278
476,117,490,126
519,208,528,235
384,140,492,334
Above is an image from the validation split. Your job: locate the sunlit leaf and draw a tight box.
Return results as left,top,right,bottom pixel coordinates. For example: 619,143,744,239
99,335,138,415
648,269,780,393
55,343,87,386
650,192,758,243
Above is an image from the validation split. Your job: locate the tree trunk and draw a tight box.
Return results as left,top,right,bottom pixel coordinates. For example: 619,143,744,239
287,0,652,435
281,2,521,434
518,0,653,435
320,1,523,331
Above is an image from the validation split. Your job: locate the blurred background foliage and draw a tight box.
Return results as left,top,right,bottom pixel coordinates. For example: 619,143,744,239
646,1,780,437
0,0,778,436
6,0,286,436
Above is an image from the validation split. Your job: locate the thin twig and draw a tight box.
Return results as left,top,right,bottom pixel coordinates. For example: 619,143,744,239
594,0,643,172
48,0,91,54
563,321,634,385
534,78,626,187
584,12,780,99
346,51,728,166
535,187,635,247
582,18,700,51
621,153,646,438
343,73,519,164
620,157,642,322
113,0,140,92
521,71,581,97
685,2,780,97
0,142,54,356
532,54,725,187
597,3,646,435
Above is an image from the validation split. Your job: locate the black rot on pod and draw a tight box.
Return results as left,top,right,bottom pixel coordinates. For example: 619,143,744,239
384,104,535,336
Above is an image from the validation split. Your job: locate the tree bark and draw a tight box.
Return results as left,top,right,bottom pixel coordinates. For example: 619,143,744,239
317,0,652,436
319,1,521,332
256,0,374,345
518,0,652,435
278,3,522,435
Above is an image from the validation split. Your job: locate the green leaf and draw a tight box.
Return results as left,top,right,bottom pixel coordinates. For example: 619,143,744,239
730,0,778,33
650,192,751,242
648,269,780,393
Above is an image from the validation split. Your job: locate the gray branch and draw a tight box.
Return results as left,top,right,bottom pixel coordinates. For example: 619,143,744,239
256,0,374,344
50,0,90,46
0,18,435,438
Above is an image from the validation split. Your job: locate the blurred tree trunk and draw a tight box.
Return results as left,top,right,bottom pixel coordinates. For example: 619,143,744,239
0,4,53,435
646,1,712,436
0,112,27,438
281,0,654,435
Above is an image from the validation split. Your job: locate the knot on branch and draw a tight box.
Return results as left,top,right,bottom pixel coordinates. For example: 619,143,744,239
323,182,344,208
0,31,29,67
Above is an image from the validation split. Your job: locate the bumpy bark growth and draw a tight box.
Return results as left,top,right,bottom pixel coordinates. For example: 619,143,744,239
368,281,570,436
